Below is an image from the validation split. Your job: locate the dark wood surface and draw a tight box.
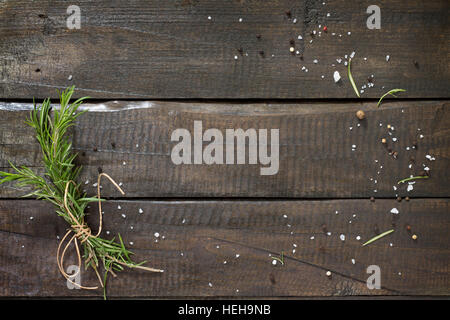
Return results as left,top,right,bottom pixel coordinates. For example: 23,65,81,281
0,100,448,198
0,0,449,299
1,199,448,297
0,0,449,99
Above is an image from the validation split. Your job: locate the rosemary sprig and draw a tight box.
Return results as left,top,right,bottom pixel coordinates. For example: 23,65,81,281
362,229,394,247
0,86,161,297
348,58,360,98
397,175,429,184
377,89,406,107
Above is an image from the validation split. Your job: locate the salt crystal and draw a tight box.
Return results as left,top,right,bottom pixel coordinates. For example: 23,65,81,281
340,234,346,241
154,232,160,238
386,55,390,62
390,208,399,214
407,184,413,192
333,71,341,82
138,208,143,214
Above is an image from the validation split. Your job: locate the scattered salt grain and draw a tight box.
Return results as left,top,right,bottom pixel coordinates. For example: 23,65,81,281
138,208,143,214
121,213,126,218
333,71,341,82
154,232,160,238
386,55,390,62
340,234,346,241
390,208,399,214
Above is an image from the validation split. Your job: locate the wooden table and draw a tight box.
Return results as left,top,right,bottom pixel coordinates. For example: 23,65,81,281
0,0,449,298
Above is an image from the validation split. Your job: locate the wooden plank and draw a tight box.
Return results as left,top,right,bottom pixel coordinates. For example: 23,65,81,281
0,0,449,99
0,198,448,297
1,100,449,198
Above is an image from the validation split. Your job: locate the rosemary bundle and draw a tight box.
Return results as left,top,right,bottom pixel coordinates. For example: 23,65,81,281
0,86,162,297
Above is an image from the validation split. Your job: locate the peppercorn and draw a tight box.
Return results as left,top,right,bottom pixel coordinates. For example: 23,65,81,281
406,225,411,231
356,110,365,120
285,10,291,18
256,34,262,40
370,196,375,202
405,196,410,201
396,196,402,202
259,50,265,57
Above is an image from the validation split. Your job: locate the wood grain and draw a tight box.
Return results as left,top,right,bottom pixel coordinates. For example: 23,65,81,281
0,198,448,297
1,100,448,198
0,0,449,99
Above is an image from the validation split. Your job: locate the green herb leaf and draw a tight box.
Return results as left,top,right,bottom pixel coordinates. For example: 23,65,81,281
362,229,394,247
397,176,429,184
348,58,360,98
377,89,406,107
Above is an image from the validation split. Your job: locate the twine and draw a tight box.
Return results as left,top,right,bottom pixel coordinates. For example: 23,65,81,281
56,173,163,290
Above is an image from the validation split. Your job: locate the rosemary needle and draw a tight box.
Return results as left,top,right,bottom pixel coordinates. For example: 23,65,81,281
377,89,406,107
348,58,360,98
397,176,429,184
362,229,394,247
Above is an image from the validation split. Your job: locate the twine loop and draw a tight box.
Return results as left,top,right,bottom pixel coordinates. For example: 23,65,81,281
55,173,163,290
